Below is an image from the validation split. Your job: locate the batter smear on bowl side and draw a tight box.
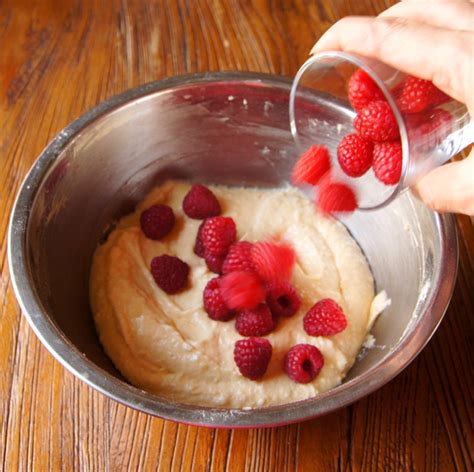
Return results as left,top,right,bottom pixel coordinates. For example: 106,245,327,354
90,180,383,408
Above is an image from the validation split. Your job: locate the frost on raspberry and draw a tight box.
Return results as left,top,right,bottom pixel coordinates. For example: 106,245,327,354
218,270,265,310
291,145,331,186
251,241,296,284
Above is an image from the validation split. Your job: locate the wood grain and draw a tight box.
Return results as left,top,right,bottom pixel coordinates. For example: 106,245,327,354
1,0,473,470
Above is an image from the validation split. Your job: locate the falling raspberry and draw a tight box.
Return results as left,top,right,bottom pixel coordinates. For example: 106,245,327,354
284,344,324,384
182,184,221,219
150,255,190,294
266,281,301,319
303,298,348,336
203,277,235,321
317,179,358,215
251,241,296,284
291,145,331,186
234,337,272,380
140,204,175,240
235,304,275,337
218,270,266,310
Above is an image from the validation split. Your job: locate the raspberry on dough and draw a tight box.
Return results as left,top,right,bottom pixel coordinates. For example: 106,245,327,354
234,337,272,380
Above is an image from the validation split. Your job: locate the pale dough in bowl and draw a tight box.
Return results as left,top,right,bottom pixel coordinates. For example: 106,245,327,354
90,180,380,408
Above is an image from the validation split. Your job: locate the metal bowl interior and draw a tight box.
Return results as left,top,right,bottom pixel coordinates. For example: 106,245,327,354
8,72,457,427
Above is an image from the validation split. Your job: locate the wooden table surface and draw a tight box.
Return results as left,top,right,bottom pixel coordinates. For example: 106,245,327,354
1,0,473,470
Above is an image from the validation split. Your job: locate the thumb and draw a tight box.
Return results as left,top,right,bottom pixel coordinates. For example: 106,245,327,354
413,151,474,215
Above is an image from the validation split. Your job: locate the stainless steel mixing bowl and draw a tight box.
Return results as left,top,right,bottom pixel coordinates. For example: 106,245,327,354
8,72,457,427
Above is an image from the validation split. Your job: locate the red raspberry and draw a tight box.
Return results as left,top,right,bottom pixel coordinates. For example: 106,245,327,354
140,204,175,240
150,255,190,294
407,109,452,153
234,337,272,380
337,133,373,177
390,80,405,98
204,252,225,274
291,145,331,186
317,179,358,215
218,271,265,310
235,304,275,336
284,344,324,384
201,216,237,256
194,221,206,257
303,298,348,336
373,141,403,185
182,184,221,219
417,108,453,137
348,69,385,111
397,76,447,114
432,89,451,107
402,111,426,130
222,241,255,274
266,281,301,318
251,241,296,284
203,277,235,321
354,100,399,142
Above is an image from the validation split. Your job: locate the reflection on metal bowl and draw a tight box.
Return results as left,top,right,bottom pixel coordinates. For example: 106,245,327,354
8,72,457,427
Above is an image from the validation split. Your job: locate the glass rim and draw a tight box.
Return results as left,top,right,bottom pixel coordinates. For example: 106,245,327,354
289,50,409,211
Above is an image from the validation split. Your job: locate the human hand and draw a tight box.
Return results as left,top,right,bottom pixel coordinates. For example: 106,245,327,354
310,0,474,215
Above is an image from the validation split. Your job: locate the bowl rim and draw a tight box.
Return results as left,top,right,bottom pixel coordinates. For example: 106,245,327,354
7,71,458,428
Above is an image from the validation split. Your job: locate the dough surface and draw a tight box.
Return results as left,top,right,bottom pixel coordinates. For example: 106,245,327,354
90,181,376,408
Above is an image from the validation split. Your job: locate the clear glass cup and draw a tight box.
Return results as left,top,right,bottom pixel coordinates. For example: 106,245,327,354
289,51,474,210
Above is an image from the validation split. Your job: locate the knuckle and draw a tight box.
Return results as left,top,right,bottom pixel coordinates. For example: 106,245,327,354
336,17,360,49
433,32,472,100
370,17,410,57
